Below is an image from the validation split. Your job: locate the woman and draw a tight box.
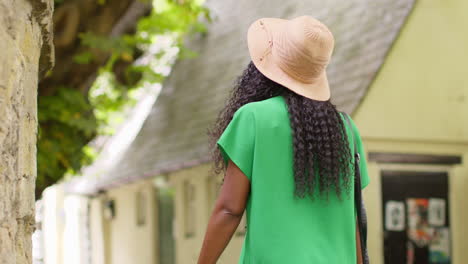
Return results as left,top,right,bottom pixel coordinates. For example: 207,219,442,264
198,15,370,264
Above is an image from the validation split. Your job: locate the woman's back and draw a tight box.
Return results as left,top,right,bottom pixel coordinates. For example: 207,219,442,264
217,95,370,263
198,15,370,264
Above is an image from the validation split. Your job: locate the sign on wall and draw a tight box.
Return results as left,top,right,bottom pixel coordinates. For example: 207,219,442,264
385,201,405,231
428,198,446,227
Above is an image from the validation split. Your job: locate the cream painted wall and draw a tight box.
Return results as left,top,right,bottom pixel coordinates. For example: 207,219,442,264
352,0,468,263
169,164,245,264
42,186,65,264
449,153,468,264
103,180,158,264
90,197,106,264
353,0,468,143
62,195,90,264
42,187,92,264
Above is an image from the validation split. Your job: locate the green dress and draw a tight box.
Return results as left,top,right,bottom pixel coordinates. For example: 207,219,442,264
217,95,370,264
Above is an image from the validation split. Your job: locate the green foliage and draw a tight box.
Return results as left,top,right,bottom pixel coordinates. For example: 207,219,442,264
79,32,134,56
139,0,211,37
37,0,210,194
73,51,95,64
37,88,98,189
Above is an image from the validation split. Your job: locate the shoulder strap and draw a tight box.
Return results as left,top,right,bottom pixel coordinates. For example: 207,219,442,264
342,112,369,264
342,112,360,162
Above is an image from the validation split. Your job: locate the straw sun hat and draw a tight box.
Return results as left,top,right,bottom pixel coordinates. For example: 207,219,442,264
247,15,335,101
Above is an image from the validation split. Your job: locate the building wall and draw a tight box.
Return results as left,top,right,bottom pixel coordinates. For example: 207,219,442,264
42,180,159,264
353,0,468,263
89,197,106,264
169,164,245,264
42,186,65,264
99,180,158,264
354,0,468,142
62,195,90,264
42,186,95,264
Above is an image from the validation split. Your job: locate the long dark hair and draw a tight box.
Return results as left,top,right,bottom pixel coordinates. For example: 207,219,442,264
208,61,353,199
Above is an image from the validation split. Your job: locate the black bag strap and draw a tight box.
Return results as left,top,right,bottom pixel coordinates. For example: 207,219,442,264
343,112,369,264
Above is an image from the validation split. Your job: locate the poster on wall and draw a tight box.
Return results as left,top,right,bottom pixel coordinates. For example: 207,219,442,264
428,198,446,227
429,227,451,264
385,200,405,231
407,198,433,247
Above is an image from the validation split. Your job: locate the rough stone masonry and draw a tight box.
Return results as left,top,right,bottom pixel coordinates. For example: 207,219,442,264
0,0,54,263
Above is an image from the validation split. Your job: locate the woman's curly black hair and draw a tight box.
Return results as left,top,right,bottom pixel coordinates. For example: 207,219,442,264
208,61,353,199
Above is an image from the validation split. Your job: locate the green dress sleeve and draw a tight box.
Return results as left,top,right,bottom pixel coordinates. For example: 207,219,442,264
216,105,256,181
349,117,370,189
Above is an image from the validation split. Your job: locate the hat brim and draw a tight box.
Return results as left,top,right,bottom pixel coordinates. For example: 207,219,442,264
247,17,331,101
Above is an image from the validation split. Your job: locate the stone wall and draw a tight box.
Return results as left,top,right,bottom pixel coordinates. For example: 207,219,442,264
0,0,53,263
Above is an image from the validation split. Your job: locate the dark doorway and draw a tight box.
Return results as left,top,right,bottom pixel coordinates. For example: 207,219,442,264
381,171,451,264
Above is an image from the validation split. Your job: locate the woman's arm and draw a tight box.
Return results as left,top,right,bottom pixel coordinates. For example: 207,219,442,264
197,160,251,264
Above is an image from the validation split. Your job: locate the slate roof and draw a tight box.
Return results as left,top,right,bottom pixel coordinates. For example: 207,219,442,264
65,0,415,194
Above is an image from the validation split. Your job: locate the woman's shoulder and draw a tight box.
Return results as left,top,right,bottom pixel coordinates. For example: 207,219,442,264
232,96,289,130
237,95,287,116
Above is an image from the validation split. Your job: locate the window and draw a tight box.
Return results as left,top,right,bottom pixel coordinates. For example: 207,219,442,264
135,190,146,226
103,199,116,220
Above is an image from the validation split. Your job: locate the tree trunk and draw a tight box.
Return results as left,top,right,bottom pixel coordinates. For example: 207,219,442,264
0,0,54,263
